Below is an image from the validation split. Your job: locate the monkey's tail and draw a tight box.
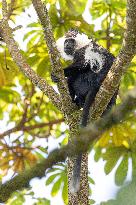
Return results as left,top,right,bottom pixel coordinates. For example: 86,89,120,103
69,154,82,194
70,91,93,194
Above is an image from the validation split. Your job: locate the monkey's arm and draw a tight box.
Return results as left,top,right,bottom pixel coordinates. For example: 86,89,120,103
64,62,90,77
51,62,81,83
67,77,76,102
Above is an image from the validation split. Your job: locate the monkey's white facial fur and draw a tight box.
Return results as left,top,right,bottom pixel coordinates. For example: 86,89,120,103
56,33,91,61
56,37,74,60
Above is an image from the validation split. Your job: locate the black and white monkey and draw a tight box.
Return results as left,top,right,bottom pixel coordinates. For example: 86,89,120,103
52,29,118,193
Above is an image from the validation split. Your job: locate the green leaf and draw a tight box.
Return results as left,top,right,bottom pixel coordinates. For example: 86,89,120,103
46,173,60,185
27,22,41,28
101,181,136,205
0,88,20,103
132,151,136,180
104,156,120,175
27,55,40,67
89,199,95,204
115,154,128,186
61,136,68,146
36,198,50,205
35,151,45,160
101,199,116,205
70,0,87,15
37,58,50,77
94,147,102,162
27,34,40,50
23,30,39,41
0,107,3,120
51,177,62,197
88,176,95,185
38,147,48,154
103,147,126,175
90,0,108,20
46,168,63,174
62,175,68,204
8,191,25,205
45,199,51,205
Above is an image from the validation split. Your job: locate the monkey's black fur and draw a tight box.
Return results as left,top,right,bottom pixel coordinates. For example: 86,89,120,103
64,41,117,110
52,30,118,193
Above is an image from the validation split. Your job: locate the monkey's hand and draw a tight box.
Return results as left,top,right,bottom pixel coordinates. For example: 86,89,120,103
51,72,60,83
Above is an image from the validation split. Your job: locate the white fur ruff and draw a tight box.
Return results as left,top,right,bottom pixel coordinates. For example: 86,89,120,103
85,46,105,73
75,33,91,49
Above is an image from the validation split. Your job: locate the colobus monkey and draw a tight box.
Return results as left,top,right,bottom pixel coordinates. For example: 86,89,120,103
52,29,118,193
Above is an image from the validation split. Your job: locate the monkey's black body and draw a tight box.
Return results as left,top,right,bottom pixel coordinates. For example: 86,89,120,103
64,42,117,111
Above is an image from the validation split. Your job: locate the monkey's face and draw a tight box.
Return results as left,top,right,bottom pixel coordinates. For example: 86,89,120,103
56,31,91,61
64,38,76,56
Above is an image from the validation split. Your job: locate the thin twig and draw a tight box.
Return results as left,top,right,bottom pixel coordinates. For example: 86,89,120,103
0,119,64,139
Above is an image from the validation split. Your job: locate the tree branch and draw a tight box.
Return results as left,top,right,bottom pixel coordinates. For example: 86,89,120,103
0,0,62,111
89,0,136,121
0,119,64,139
0,86,136,202
32,0,77,115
